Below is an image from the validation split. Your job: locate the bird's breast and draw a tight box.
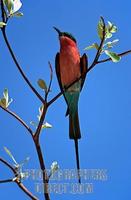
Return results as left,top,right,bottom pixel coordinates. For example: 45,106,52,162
59,46,81,86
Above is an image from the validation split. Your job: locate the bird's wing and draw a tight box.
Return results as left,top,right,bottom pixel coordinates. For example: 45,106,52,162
55,53,63,92
80,53,88,90
55,53,69,109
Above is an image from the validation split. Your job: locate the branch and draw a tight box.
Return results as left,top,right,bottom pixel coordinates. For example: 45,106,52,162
0,157,38,200
97,50,131,64
34,104,48,140
0,105,33,136
0,27,45,104
45,62,53,101
0,0,6,23
33,103,50,200
34,140,50,200
0,178,13,183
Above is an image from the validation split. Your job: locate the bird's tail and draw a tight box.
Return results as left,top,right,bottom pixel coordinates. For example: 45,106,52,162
69,108,81,139
74,139,81,183
69,109,81,183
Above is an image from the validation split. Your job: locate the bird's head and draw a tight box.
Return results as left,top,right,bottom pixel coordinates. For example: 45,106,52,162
53,27,77,47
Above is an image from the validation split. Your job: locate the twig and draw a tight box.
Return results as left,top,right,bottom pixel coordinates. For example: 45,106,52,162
0,0,6,23
0,27,45,104
0,105,33,136
0,157,38,200
45,62,53,101
0,179,13,183
97,50,131,64
0,158,16,173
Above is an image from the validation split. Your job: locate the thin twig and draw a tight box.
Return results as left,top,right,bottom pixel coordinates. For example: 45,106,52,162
0,28,45,104
0,158,16,173
17,182,38,200
0,179,13,183
45,62,53,101
0,106,33,136
97,50,131,64
0,0,6,23
0,157,38,200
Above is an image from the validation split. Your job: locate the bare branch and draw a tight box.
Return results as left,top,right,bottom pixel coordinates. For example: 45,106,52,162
32,99,51,200
0,179,13,183
45,62,53,101
33,140,50,200
0,158,16,173
33,103,50,200
0,0,6,23
0,106,33,136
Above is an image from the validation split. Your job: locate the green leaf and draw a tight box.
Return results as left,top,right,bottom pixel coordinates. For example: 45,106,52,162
105,21,117,40
4,146,18,165
4,0,14,13
84,43,99,50
0,98,7,108
97,18,104,39
37,79,47,92
105,29,112,39
0,88,13,108
42,122,52,129
50,161,59,177
104,50,121,62
3,89,9,104
104,39,119,49
107,21,117,33
0,22,6,28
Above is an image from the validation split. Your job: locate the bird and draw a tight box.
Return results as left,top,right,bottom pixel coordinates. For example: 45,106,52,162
54,27,88,183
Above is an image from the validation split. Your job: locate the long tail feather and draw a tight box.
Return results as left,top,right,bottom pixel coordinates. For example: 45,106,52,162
74,139,81,183
69,108,81,183
69,109,81,139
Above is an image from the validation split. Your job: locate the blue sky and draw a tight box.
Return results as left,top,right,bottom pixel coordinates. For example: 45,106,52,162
0,0,131,199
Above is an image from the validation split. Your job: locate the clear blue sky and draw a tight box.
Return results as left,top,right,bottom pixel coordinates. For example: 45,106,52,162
0,0,131,200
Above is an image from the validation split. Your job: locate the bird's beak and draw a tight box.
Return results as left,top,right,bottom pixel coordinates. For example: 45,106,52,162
53,27,62,36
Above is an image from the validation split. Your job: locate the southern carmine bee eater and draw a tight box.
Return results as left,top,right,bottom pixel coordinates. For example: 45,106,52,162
54,27,88,183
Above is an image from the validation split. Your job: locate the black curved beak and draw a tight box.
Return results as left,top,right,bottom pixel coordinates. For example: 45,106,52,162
53,27,62,36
